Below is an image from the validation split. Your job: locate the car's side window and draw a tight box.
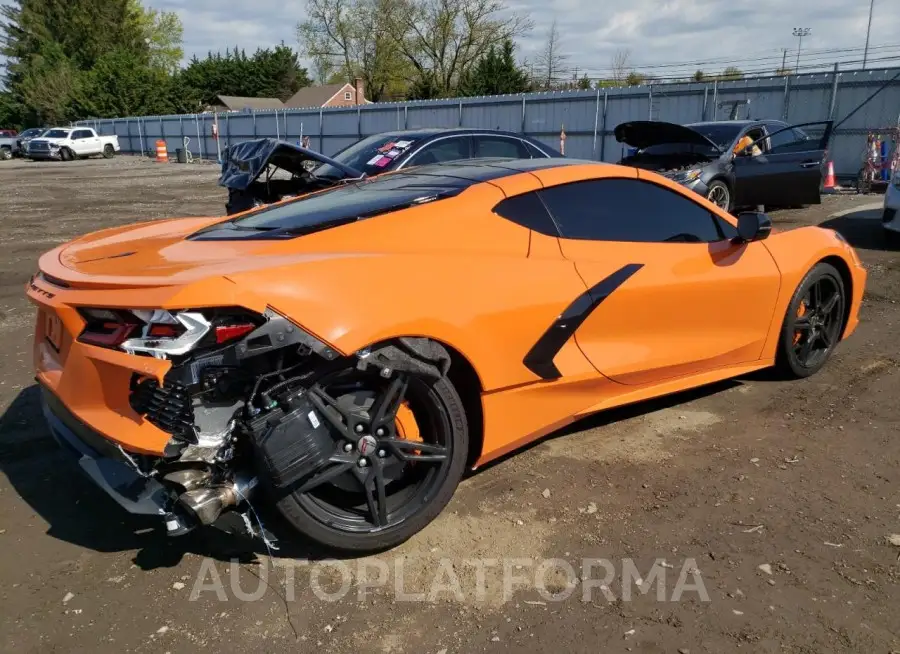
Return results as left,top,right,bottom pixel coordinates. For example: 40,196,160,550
473,136,529,159
493,192,558,236
538,178,725,243
405,137,470,167
71,131,83,140
523,140,547,158
767,127,799,150
765,127,816,154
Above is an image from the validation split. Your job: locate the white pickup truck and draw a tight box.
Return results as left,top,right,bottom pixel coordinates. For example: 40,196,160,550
26,127,119,161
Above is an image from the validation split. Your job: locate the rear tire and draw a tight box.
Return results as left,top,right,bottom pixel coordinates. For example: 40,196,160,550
273,345,469,553
103,144,114,158
775,263,846,379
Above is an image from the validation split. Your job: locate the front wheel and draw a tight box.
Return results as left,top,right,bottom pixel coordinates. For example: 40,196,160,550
272,349,469,553
0,146,11,160
776,262,846,379
706,180,733,212
59,147,73,162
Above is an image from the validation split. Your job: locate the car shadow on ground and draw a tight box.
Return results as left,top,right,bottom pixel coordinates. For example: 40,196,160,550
819,206,898,252
0,370,784,568
0,384,336,569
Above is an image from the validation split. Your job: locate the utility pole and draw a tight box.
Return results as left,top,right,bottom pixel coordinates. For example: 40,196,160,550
793,27,811,72
863,0,875,68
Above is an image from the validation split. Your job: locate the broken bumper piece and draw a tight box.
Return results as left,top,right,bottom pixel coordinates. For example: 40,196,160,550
42,389,169,516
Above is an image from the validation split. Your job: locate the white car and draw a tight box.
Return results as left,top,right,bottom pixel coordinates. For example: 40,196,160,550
26,127,119,161
884,169,900,242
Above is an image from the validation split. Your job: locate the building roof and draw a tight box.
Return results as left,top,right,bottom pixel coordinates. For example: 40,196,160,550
285,83,356,108
216,95,285,111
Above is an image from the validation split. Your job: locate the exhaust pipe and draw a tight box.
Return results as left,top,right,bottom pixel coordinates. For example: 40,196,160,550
172,473,258,530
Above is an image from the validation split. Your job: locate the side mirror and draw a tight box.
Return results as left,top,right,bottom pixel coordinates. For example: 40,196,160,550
734,211,772,243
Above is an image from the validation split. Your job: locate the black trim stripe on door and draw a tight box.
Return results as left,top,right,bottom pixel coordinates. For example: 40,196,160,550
523,263,644,380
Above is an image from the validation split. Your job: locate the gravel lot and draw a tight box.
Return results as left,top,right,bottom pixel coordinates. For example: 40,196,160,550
0,157,898,653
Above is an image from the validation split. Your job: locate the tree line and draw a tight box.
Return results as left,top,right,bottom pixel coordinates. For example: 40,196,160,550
0,0,313,128
0,0,754,129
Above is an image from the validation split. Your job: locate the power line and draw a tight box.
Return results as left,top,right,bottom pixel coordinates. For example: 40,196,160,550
566,54,900,84
620,42,900,71
572,42,900,78
574,46,900,80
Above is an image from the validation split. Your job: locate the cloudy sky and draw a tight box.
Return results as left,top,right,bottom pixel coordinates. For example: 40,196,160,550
147,0,900,79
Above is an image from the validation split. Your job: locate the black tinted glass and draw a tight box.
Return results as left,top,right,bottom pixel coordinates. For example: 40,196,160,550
539,178,722,243
407,138,469,166
493,193,558,235
474,136,529,158
231,173,466,232
685,123,743,149
315,133,422,179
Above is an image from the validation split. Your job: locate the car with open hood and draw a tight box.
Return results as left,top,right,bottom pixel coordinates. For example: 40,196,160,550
616,119,833,212
219,129,563,214
27,158,865,554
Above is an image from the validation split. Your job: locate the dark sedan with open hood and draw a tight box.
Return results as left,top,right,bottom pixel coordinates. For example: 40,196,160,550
616,119,833,212
219,129,562,215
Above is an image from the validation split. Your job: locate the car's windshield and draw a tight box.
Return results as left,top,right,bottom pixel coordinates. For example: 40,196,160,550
21,128,43,138
684,124,743,149
44,129,70,138
231,172,464,233
313,134,421,179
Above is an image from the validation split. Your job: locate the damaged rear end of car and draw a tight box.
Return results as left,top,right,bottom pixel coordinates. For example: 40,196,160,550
26,170,487,550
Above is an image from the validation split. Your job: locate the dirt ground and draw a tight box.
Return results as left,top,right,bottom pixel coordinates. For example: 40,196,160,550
0,157,898,654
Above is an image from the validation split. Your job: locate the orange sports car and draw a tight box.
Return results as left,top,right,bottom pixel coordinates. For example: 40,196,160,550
27,158,866,553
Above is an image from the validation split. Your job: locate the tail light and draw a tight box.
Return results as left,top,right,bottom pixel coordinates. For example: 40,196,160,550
215,323,255,343
77,307,263,357
78,309,140,347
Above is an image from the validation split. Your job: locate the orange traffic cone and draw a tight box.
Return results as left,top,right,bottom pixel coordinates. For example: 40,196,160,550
155,139,168,163
822,160,837,193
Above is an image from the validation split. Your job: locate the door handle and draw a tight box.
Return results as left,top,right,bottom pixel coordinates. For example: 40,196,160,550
799,160,821,168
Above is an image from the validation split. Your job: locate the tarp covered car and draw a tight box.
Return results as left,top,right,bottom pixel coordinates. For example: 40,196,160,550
218,138,363,215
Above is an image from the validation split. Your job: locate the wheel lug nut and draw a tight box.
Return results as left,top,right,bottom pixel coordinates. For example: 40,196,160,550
355,424,364,433
375,427,385,437
343,443,353,452
358,458,368,468
377,449,386,458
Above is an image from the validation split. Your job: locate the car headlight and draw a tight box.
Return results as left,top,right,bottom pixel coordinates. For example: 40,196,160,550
672,169,702,183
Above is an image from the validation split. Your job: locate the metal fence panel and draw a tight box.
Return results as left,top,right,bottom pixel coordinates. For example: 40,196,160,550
79,66,900,177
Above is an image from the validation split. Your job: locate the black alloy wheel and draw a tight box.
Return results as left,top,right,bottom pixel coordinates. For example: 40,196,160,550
778,263,845,378
273,353,468,552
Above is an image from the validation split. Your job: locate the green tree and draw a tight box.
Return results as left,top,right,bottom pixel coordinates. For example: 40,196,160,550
299,0,413,102
78,47,175,117
577,73,591,90
126,0,184,74
0,0,175,124
720,66,743,81
176,46,312,106
299,0,531,100
407,70,441,100
459,39,529,96
692,69,705,82
16,40,83,124
625,71,645,86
